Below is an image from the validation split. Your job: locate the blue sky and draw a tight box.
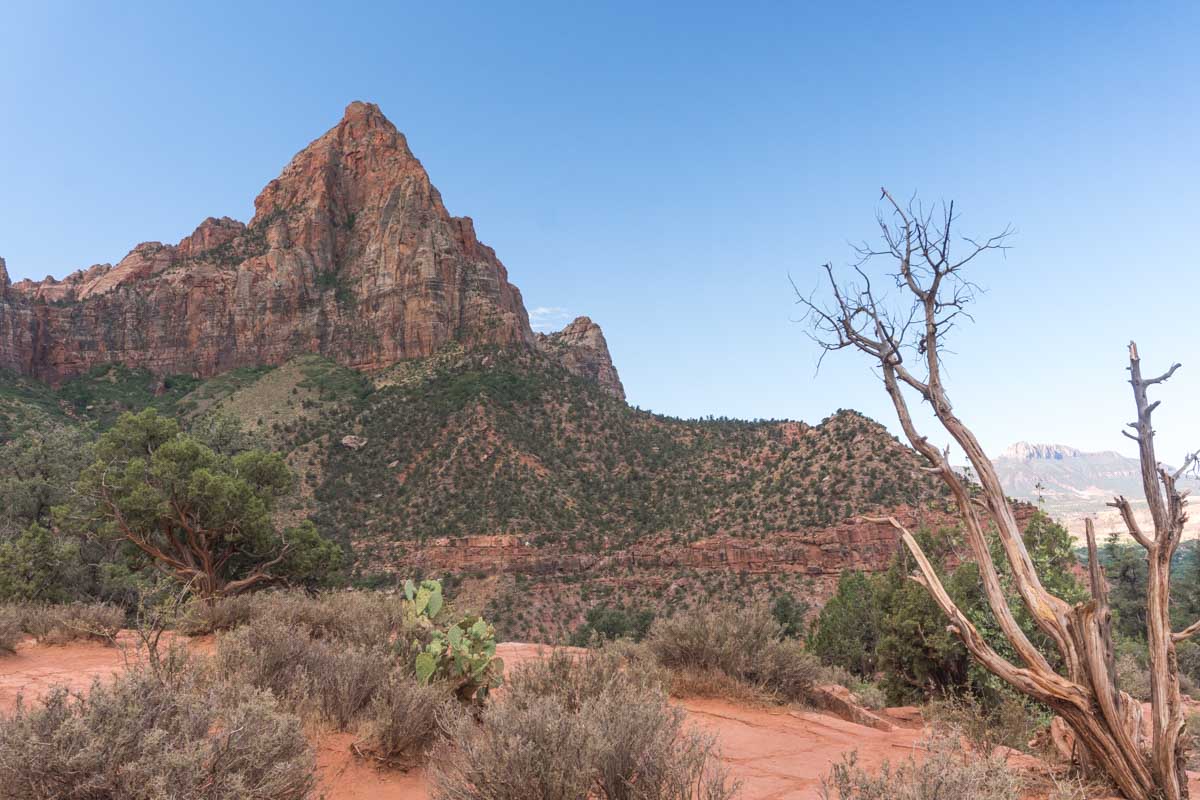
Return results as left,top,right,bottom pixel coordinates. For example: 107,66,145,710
2,2,1198,461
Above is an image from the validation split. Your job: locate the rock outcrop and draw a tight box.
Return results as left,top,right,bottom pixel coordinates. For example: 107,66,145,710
0,102,565,384
535,316,625,400
377,508,935,578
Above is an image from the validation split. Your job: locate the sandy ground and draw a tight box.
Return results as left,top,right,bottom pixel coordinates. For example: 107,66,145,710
4,637,1194,799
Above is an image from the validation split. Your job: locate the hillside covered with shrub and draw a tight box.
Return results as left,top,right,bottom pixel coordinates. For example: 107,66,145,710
0,346,947,640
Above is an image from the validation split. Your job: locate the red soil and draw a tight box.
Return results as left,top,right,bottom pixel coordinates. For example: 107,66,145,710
5,637,1193,799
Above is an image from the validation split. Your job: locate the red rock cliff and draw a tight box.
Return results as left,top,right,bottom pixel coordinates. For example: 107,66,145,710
0,102,574,383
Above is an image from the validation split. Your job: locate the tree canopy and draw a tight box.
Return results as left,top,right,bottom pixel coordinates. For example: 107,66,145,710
72,408,341,601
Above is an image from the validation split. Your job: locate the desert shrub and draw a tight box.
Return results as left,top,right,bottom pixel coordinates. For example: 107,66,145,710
0,649,315,800
1116,650,1152,702
820,732,1022,800
1046,776,1093,800
310,645,393,729
261,590,404,646
848,680,887,710
181,589,405,644
0,606,23,654
432,696,594,800
1175,639,1200,691
586,682,735,800
176,593,259,635
569,604,655,645
928,691,1047,754
216,618,393,729
506,646,668,713
758,638,825,700
771,592,810,639
217,619,314,704
432,652,737,800
19,601,124,645
1186,711,1200,770
647,600,821,700
648,600,778,676
357,677,459,766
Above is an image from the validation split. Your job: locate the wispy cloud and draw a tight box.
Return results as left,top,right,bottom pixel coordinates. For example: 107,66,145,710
529,305,570,332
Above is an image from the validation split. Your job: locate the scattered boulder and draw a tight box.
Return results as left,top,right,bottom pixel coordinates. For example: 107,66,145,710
341,435,368,450
807,684,895,732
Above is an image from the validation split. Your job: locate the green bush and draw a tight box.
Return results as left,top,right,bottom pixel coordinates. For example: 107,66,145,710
771,592,810,639
71,409,342,602
569,604,655,646
0,525,82,603
812,515,1086,707
808,572,880,678
0,649,315,800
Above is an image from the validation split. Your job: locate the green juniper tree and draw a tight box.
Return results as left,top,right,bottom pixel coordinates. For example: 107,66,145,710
71,408,342,603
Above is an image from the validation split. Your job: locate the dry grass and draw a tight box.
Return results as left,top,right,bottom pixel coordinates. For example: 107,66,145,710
926,692,1048,756
180,589,408,646
1116,651,1152,702
18,602,124,645
667,665,774,705
820,731,1023,800
505,645,669,712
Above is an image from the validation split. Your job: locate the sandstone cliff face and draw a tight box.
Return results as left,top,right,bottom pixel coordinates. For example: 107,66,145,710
0,102,551,383
535,316,625,400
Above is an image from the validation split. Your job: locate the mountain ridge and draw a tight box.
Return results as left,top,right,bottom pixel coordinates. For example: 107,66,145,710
992,440,1200,539
0,102,622,399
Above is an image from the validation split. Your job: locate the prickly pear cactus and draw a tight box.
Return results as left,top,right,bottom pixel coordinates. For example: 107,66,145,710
403,578,504,703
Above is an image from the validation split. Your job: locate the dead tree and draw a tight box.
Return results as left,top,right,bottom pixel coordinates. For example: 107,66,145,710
799,189,1198,800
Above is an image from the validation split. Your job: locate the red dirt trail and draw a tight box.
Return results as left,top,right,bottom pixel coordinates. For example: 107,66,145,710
4,638,1194,799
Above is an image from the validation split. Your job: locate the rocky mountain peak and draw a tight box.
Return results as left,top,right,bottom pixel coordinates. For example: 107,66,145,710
1000,442,1083,461
535,316,625,400
0,103,567,385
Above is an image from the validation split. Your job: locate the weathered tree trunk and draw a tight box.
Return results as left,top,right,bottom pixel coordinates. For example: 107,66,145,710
802,191,1197,799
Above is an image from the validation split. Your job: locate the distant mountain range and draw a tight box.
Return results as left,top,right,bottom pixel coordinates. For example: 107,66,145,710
990,442,1200,539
